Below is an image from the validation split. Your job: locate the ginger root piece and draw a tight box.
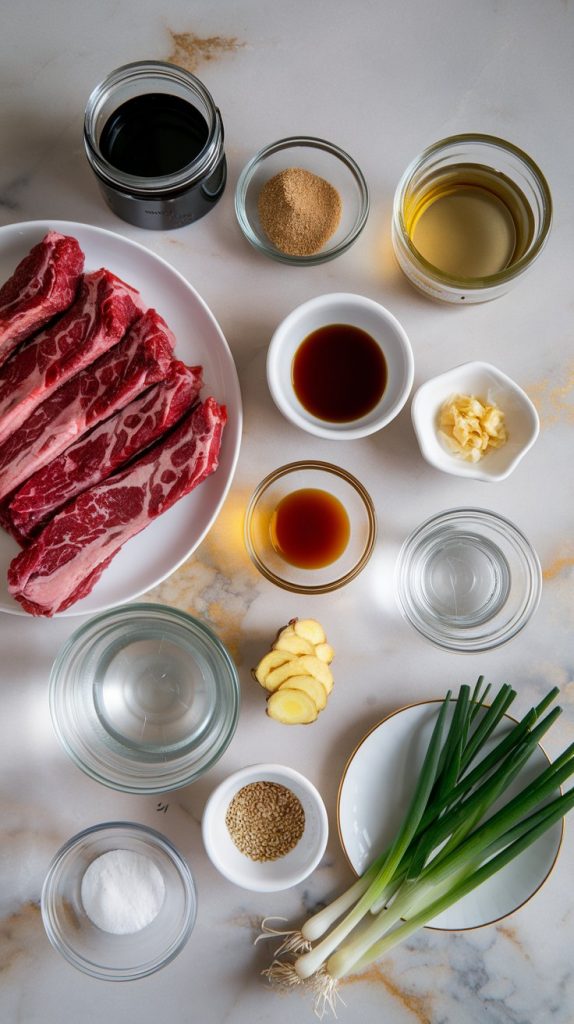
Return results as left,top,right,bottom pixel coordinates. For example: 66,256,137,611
267,688,318,725
251,617,334,724
253,649,296,687
278,674,328,711
273,631,315,656
439,393,507,463
265,655,333,694
314,642,334,664
293,618,326,645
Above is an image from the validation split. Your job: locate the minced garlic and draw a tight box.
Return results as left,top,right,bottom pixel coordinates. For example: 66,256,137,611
438,393,507,463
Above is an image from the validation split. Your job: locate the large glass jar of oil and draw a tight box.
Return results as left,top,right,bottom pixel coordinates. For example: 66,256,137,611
392,134,552,303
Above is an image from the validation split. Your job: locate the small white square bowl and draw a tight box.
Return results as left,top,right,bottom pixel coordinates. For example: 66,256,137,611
411,361,540,482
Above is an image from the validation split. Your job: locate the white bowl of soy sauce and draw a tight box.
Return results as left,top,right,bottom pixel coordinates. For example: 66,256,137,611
267,292,415,440
84,61,226,230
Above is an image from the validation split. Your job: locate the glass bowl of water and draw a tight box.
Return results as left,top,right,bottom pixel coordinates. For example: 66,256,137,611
394,508,542,652
49,604,240,793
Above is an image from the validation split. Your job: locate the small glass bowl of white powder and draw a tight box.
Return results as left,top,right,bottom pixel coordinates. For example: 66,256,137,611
41,822,196,980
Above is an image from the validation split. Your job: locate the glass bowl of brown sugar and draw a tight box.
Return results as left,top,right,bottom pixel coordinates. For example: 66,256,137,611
235,136,369,265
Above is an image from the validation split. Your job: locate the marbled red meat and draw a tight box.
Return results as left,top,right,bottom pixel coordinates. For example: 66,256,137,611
10,359,202,539
8,397,226,616
0,231,84,367
0,268,144,446
0,308,175,502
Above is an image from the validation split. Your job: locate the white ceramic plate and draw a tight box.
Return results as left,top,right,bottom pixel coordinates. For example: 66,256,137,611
338,700,563,930
0,220,242,616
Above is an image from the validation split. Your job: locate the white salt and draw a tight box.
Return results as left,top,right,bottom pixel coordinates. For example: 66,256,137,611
81,848,165,934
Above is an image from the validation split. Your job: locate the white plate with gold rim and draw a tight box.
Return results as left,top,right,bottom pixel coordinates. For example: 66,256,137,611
337,699,563,930
0,220,242,616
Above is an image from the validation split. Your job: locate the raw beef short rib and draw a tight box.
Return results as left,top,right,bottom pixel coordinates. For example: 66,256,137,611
0,231,84,367
10,359,203,539
0,308,175,502
0,268,145,446
8,397,227,616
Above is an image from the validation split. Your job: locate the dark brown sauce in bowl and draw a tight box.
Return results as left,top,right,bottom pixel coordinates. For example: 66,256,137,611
292,323,387,423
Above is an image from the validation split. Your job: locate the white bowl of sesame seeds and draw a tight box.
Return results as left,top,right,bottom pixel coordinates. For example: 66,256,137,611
201,763,329,892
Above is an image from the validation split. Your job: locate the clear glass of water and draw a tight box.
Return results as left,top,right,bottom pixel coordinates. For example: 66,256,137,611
394,508,542,652
49,604,240,793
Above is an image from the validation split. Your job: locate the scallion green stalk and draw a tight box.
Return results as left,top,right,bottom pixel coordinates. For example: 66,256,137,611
281,684,573,992
295,691,452,978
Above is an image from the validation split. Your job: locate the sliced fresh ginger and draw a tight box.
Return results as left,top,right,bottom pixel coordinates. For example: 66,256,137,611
293,618,326,645
253,649,296,687
267,688,318,725
264,654,333,694
273,631,315,656
314,642,334,664
253,617,334,723
278,674,328,711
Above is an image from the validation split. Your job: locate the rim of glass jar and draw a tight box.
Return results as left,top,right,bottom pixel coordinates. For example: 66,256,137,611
48,603,240,794
243,460,377,594
41,821,197,981
84,60,224,196
393,133,553,290
234,136,370,266
394,507,542,652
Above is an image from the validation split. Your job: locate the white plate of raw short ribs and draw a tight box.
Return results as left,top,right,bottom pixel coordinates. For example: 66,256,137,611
0,220,242,616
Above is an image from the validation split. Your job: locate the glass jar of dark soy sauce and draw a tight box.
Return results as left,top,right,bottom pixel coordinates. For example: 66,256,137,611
84,61,226,230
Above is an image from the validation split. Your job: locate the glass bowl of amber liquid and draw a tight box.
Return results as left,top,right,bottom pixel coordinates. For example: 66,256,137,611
244,461,376,594
392,133,552,303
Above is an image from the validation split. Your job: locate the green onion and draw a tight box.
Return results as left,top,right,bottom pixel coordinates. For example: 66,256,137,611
348,784,574,976
294,691,452,979
261,682,574,1014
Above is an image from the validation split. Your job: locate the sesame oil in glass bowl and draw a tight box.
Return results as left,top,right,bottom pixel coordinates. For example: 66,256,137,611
392,134,552,303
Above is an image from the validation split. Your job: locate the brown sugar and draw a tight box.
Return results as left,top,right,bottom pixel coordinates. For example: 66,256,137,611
257,167,342,257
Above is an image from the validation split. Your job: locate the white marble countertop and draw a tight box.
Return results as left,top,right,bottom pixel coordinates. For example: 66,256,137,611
1,2,573,1022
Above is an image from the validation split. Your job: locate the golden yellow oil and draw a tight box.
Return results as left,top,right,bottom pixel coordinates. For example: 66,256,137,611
405,165,535,279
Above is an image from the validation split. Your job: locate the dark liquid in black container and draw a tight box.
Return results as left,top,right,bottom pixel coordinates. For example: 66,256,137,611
100,93,210,177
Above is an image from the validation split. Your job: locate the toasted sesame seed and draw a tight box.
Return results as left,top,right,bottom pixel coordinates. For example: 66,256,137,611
225,781,305,861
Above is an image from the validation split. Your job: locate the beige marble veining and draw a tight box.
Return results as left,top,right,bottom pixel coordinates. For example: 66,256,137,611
0,902,43,976
342,961,434,1024
528,360,574,428
143,489,261,663
167,30,246,73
